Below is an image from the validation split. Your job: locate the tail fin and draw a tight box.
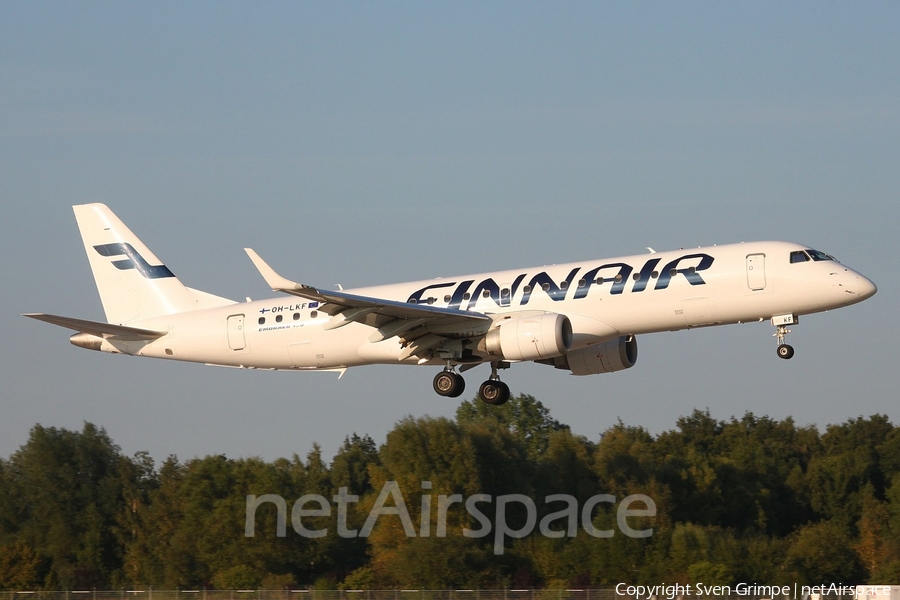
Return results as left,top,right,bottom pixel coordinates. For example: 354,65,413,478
73,203,234,324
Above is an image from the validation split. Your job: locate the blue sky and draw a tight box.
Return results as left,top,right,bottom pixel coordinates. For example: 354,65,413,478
2,2,898,463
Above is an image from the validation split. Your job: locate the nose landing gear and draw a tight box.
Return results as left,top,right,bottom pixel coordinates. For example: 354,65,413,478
772,314,798,360
776,342,795,359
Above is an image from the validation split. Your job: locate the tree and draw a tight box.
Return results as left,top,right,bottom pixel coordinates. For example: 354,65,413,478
0,541,44,589
330,434,379,494
328,434,380,583
456,394,568,460
786,520,864,584
806,415,895,525
2,423,132,588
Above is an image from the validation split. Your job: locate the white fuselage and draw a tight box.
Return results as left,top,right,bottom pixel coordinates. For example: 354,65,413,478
100,241,876,372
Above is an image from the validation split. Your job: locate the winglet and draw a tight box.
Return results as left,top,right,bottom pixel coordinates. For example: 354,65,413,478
244,248,309,293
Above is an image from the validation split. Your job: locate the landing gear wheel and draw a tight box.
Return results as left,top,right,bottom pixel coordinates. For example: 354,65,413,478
772,317,798,361
777,344,795,360
479,380,510,406
433,371,465,397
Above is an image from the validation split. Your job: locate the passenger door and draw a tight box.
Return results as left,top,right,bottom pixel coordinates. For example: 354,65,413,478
746,254,767,291
227,314,245,350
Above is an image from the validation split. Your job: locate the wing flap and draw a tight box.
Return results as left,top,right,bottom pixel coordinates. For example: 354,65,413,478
23,313,166,340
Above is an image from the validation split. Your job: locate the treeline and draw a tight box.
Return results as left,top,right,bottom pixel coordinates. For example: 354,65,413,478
1,396,899,590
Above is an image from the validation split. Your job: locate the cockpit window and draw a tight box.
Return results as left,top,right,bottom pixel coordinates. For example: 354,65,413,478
806,249,835,262
790,250,810,263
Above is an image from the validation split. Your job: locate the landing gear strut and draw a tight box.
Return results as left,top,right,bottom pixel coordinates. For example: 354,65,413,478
433,366,465,398
433,361,511,405
479,361,511,406
772,315,797,360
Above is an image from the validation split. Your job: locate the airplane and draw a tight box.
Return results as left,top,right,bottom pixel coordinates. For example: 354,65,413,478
25,203,877,405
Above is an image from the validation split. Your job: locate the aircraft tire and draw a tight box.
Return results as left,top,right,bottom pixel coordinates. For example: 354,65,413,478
777,344,795,359
434,371,465,397
479,380,510,405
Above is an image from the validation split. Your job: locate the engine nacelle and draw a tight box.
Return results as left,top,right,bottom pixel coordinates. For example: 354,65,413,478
484,313,573,361
542,335,638,375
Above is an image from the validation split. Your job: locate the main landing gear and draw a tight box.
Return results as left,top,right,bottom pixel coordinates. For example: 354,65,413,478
432,361,511,405
479,362,511,406
772,314,798,360
478,380,510,406
433,368,466,398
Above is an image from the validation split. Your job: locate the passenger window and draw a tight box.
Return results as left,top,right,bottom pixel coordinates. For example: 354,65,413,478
790,250,810,263
293,313,300,321
310,310,318,319
444,295,451,303
275,314,283,323
258,317,265,325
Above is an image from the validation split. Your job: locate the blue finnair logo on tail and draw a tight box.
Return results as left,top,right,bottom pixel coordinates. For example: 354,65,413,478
93,243,175,279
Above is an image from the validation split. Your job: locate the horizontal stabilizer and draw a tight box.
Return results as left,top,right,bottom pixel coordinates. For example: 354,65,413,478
23,313,166,340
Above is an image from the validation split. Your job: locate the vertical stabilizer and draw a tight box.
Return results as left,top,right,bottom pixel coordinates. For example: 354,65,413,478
73,203,234,324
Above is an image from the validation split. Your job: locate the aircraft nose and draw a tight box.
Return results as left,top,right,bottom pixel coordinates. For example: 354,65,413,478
855,275,877,299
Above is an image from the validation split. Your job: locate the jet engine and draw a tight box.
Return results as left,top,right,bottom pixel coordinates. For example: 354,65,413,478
540,335,637,375
484,313,573,361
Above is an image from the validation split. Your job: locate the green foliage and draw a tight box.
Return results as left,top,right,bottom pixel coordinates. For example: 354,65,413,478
339,566,376,590
211,564,262,590
361,415,520,587
686,561,732,586
331,434,379,493
786,520,865,584
807,415,895,525
0,541,44,589
456,394,568,460
0,423,136,588
0,404,897,588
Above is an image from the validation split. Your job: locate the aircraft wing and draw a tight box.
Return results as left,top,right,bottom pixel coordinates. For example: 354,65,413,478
244,249,491,328
23,313,166,340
